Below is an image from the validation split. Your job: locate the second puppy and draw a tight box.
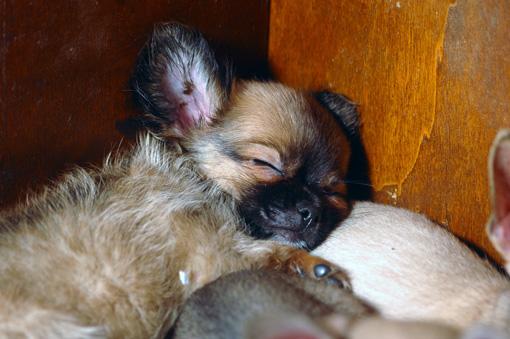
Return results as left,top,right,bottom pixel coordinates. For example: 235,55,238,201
313,130,510,333
172,270,462,339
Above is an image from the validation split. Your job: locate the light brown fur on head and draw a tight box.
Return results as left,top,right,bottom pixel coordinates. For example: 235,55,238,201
131,22,362,249
0,22,360,338
190,81,352,200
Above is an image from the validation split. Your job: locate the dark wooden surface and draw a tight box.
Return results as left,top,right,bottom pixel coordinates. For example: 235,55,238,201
269,0,510,261
3,0,509,261
0,0,269,206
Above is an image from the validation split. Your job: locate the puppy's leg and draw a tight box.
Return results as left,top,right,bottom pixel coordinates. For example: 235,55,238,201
266,247,351,290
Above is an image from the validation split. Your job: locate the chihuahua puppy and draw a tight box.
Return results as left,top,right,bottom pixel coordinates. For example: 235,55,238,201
313,130,510,332
0,23,360,338
172,270,463,339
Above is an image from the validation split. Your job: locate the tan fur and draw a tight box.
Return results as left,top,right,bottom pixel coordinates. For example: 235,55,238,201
0,133,338,339
0,79,358,338
190,81,352,197
0,23,361,338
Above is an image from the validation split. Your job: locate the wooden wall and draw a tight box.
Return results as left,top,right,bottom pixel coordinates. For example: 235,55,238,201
0,0,269,206
269,0,510,261
2,0,508,261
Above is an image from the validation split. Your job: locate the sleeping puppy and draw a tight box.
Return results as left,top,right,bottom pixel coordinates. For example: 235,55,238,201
174,132,508,339
313,130,510,333
0,23,361,338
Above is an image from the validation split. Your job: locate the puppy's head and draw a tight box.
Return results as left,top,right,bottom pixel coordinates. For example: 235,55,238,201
132,22,361,249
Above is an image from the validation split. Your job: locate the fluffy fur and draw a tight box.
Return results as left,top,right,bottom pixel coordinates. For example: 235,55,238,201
0,23,360,338
132,23,362,250
0,135,345,338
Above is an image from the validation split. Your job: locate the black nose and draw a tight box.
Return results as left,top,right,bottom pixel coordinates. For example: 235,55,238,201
296,202,320,229
261,199,320,232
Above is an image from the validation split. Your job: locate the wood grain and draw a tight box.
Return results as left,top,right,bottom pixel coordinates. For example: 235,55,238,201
269,0,510,261
0,0,269,206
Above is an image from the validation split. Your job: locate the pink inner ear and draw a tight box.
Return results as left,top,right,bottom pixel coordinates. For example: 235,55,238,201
493,217,510,253
493,140,510,224
161,66,214,134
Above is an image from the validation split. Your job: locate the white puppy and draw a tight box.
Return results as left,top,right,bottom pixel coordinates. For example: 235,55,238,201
314,130,510,333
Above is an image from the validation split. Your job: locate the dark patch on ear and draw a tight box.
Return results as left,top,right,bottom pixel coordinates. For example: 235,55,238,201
314,91,359,138
314,91,372,201
131,22,233,137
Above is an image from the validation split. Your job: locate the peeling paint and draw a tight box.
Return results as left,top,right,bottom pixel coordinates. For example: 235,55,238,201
375,1,458,197
385,186,399,205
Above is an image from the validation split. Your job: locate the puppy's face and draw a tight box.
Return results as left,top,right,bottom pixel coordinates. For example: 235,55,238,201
133,23,360,249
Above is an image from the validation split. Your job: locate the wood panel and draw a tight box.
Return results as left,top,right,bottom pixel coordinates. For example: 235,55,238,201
269,0,510,261
0,0,269,206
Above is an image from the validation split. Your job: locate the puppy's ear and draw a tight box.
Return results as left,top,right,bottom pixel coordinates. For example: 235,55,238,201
316,91,372,200
314,91,360,137
487,129,510,268
132,22,232,138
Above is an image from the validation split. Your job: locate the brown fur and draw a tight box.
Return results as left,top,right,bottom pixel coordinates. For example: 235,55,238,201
0,23,360,338
0,133,348,339
172,270,372,339
172,270,464,339
187,81,351,201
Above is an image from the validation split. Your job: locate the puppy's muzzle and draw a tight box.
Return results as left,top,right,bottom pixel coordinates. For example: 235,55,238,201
259,183,322,233
263,200,320,232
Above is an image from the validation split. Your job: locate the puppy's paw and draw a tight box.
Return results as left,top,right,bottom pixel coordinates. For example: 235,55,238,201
283,250,351,290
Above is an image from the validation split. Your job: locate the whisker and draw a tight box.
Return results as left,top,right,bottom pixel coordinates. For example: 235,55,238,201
340,179,374,188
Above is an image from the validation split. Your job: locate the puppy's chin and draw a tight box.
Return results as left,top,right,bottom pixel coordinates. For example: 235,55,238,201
270,234,309,250
247,226,309,250
244,220,334,250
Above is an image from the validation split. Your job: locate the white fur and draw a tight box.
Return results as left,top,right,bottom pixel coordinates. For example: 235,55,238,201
313,202,510,330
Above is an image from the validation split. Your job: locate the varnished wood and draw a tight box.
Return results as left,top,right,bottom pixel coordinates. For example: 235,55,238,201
3,0,509,262
269,0,510,261
0,0,269,206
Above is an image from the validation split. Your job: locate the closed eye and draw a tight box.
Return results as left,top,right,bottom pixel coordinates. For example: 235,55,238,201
321,188,347,199
251,159,284,175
